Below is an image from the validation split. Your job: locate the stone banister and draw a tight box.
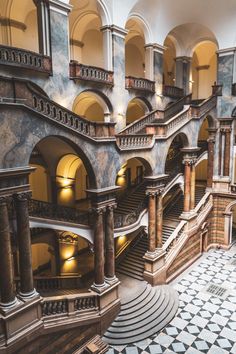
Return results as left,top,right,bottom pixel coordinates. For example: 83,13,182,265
116,134,154,150
163,220,187,254
0,76,116,139
125,76,155,93
70,61,114,86
0,44,52,74
162,85,184,99
41,292,98,319
119,94,191,136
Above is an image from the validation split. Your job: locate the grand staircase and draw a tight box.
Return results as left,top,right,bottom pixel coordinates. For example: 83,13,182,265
103,284,179,345
116,236,148,280
115,183,146,215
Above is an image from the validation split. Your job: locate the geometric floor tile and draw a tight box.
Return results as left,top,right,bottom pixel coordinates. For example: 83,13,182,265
109,247,236,354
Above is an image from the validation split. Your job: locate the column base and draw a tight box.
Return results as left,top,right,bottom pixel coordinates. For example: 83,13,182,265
18,288,39,301
104,276,119,285
91,282,109,294
0,297,20,312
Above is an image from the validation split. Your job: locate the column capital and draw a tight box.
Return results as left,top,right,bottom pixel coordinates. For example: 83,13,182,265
175,56,192,63
48,0,72,15
0,195,12,204
220,127,232,134
101,25,128,38
145,43,166,54
181,147,200,165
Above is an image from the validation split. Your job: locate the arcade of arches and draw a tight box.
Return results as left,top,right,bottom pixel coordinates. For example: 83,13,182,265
0,0,236,352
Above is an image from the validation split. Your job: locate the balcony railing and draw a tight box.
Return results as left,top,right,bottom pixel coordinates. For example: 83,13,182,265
125,76,155,93
116,134,154,150
0,76,116,138
0,45,52,74
70,61,114,86
162,85,184,99
29,199,90,225
41,292,98,318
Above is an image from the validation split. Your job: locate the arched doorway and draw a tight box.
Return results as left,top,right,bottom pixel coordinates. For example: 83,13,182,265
126,97,151,125
73,91,112,122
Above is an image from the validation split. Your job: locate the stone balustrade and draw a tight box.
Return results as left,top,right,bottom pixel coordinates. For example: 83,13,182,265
41,292,98,318
70,61,114,86
0,76,115,138
190,95,217,118
125,76,155,93
116,134,154,150
0,44,52,74
162,85,184,99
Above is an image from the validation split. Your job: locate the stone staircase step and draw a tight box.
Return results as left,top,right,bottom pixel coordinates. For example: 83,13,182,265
103,286,179,345
116,269,143,281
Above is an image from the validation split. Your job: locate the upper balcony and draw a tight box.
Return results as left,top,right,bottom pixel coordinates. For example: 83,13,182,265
162,85,184,99
0,45,52,75
69,61,114,86
125,76,155,94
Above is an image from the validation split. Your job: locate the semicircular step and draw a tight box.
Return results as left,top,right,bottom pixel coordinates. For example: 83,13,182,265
103,285,179,346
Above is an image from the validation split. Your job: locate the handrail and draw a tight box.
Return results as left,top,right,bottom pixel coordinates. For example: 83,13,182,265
70,61,114,86
162,85,184,99
163,220,187,253
125,76,155,93
41,291,98,318
0,44,52,74
0,76,116,139
119,94,191,135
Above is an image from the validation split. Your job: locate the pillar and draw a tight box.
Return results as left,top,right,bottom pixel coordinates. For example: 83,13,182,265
101,26,113,71
147,192,156,253
105,205,116,281
175,56,191,94
190,163,196,210
207,129,216,188
0,197,17,308
224,127,231,177
93,207,106,288
145,44,154,81
156,193,163,248
153,44,165,95
183,160,191,213
34,0,51,56
14,193,37,299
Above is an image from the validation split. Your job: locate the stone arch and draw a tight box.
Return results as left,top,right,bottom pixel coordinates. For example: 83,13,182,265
28,135,97,190
72,89,113,122
126,96,152,124
126,12,153,44
164,132,190,175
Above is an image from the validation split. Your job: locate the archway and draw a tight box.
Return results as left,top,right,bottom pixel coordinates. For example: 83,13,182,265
69,1,104,68
125,18,146,78
163,36,176,86
164,133,189,177
126,97,151,124
29,136,96,207
191,41,217,99
0,0,39,52
73,90,112,122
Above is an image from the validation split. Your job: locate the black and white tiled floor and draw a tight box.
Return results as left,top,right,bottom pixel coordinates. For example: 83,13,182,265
108,245,236,353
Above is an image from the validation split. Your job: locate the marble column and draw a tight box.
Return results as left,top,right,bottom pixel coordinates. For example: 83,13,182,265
224,127,231,177
105,205,116,281
14,193,37,299
207,129,216,188
190,163,196,210
156,193,163,248
145,44,154,81
153,44,165,95
0,197,17,307
93,207,106,288
34,0,51,56
175,56,191,94
183,161,191,213
147,192,156,253
101,26,113,71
